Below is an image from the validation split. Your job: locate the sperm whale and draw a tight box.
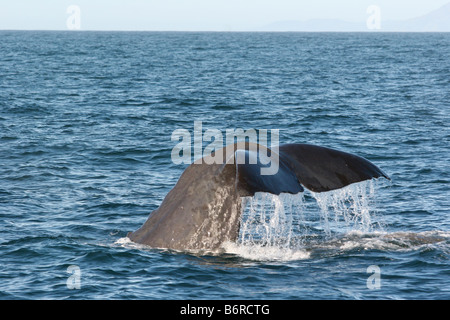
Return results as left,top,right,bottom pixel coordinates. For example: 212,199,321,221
128,143,390,251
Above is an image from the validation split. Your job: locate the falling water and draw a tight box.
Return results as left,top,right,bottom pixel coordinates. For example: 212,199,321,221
238,192,307,248
222,192,309,260
312,180,382,235
225,180,382,260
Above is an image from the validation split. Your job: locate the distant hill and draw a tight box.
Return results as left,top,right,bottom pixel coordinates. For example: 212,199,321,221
262,2,450,32
384,2,450,31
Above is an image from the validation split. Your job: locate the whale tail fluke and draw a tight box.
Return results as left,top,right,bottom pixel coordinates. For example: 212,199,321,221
278,143,390,192
235,143,389,196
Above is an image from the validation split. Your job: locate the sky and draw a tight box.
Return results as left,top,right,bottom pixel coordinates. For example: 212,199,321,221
0,0,448,31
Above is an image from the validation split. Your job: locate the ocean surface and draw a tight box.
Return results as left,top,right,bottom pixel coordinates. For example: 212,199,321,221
0,31,449,300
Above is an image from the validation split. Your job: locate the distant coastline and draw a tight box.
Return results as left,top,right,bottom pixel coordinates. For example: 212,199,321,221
262,3,450,32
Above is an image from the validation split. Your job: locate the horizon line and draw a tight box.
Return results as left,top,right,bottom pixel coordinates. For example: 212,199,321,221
1,29,449,33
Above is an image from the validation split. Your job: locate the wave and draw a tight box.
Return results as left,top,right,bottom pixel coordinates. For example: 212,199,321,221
316,230,450,251
223,230,449,262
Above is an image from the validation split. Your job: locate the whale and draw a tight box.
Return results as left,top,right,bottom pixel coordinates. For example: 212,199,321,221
128,143,390,251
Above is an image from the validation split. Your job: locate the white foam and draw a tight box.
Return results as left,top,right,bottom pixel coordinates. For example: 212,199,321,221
222,241,310,261
115,237,133,245
113,236,154,250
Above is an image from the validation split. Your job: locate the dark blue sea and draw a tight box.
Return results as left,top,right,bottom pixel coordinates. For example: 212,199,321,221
0,31,449,300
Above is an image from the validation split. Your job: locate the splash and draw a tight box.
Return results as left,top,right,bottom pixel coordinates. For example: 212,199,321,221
311,180,382,235
227,180,383,260
223,192,311,261
238,192,308,249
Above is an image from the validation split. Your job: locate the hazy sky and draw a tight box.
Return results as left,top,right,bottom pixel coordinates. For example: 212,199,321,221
0,0,448,31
